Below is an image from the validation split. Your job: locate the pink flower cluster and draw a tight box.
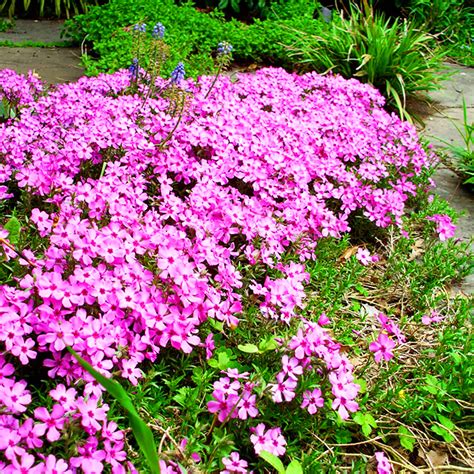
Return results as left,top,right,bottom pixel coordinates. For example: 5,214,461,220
369,313,405,363
426,214,456,241
207,370,258,422
269,317,360,420
0,66,434,469
250,423,287,456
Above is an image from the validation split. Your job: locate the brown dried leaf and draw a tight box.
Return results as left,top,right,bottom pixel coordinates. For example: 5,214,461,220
340,246,359,261
423,449,448,469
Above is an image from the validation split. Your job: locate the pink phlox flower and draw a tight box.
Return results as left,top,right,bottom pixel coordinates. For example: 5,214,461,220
250,423,286,456
37,454,72,474
4,452,38,473
375,451,392,474
1,379,31,413
426,214,456,241
301,388,324,414
281,355,303,379
121,359,143,386
369,333,396,363
377,313,406,343
269,371,297,403
0,427,25,460
207,389,240,422
76,397,109,434
10,337,37,365
203,333,215,360
18,418,43,449
213,377,240,395
34,404,66,442
221,451,249,473
236,390,259,420
225,368,249,380
332,395,359,420
49,384,77,412
421,310,443,325
355,248,372,265
318,313,331,326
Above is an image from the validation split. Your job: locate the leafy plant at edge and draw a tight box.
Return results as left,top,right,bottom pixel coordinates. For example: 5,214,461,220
68,347,161,474
287,0,448,121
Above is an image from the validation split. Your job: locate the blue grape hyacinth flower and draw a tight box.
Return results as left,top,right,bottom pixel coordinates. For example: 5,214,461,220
129,58,139,80
217,41,233,56
152,22,165,39
171,62,185,85
133,23,146,33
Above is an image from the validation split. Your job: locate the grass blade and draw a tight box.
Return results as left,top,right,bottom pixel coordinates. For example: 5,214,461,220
68,347,161,474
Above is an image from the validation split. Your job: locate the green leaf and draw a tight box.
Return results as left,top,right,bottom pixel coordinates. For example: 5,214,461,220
4,216,20,244
437,415,455,431
355,283,368,296
238,343,260,354
398,426,416,452
68,348,160,474
335,429,352,444
431,424,455,443
353,412,377,437
259,451,285,474
259,337,279,352
353,378,367,394
286,460,304,474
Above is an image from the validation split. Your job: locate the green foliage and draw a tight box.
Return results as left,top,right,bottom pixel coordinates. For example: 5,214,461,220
0,16,13,31
288,3,448,120
259,450,304,474
406,0,474,66
63,0,319,78
0,0,101,19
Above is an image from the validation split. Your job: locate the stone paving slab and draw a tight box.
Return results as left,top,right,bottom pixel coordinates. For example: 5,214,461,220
0,47,83,83
0,19,66,44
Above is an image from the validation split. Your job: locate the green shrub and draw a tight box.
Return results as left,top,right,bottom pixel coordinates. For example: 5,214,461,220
64,0,320,77
287,3,448,120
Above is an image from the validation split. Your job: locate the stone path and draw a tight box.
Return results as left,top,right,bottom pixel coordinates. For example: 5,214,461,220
0,21,472,292
0,19,83,83
418,63,474,294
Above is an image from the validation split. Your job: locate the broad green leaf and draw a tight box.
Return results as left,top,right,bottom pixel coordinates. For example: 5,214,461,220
68,348,160,474
259,451,285,474
431,424,455,443
4,216,20,244
286,460,304,474
398,426,415,452
238,343,260,354
425,374,439,387
355,283,368,296
437,415,455,430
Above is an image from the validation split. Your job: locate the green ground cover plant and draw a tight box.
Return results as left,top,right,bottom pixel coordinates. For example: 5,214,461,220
64,0,450,122
63,0,319,78
0,24,472,471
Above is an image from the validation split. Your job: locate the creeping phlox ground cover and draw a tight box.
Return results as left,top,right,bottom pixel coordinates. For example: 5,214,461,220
0,65,462,473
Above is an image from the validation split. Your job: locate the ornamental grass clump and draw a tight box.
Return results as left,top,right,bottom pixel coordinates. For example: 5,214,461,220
287,2,447,121
0,66,458,472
